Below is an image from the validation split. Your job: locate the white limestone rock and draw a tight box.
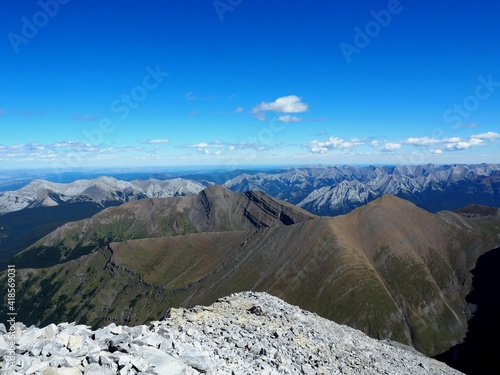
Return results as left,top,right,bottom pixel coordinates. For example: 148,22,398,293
0,292,463,375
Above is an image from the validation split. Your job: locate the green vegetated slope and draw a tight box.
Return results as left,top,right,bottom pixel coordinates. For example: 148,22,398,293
3,185,314,270
1,187,499,357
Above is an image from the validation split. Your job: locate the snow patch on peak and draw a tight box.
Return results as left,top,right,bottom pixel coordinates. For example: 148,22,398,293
0,177,206,214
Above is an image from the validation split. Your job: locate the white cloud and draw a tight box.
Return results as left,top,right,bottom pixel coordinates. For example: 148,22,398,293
192,142,209,148
371,131,500,154
183,140,227,155
370,140,402,152
471,131,500,139
443,137,461,143
182,140,278,154
399,135,488,152
187,141,224,149
252,95,308,120
25,142,46,151
305,136,364,153
444,138,484,151
277,115,302,123
310,147,328,154
378,142,402,152
0,140,149,165
142,139,170,144
52,140,83,148
405,137,440,146
235,107,244,113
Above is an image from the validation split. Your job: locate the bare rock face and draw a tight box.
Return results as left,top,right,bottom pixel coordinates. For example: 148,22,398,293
0,292,461,374
224,164,500,216
0,177,206,215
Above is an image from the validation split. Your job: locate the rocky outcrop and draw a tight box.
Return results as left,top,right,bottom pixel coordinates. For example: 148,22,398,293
223,164,500,215
0,292,461,374
0,177,206,215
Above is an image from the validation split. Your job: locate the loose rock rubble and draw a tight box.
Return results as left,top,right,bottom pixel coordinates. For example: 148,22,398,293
0,292,462,374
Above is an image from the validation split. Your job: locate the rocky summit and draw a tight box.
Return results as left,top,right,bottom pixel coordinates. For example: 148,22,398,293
0,292,460,375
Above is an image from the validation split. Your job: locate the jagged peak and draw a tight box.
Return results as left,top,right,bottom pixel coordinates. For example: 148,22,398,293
0,177,206,215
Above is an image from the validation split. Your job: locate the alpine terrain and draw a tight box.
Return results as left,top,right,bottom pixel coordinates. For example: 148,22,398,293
0,292,461,374
0,177,205,261
0,176,205,215
223,164,500,215
1,185,499,360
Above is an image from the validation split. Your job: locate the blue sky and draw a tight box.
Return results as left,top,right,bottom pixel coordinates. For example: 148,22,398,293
1,0,500,169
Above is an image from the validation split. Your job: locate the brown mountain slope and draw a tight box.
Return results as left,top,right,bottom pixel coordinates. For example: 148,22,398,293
3,194,500,357
6,185,315,269
455,204,500,217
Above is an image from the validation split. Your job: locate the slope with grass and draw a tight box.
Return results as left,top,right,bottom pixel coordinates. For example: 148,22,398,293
3,185,315,270
1,189,499,357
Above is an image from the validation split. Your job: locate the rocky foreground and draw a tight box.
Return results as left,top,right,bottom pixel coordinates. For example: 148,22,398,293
0,292,461,375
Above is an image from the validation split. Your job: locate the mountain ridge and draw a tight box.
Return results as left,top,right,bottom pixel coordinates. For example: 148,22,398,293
3,189,499,357
6,185,315,269
0,176,206,214
223,164,500,215
3,164,499,218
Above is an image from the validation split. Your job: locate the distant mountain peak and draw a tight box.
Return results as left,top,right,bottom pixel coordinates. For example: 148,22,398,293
12,185,316,269
225,164,500,216
4,186,499,360
365,193,420,208
0,177,207,214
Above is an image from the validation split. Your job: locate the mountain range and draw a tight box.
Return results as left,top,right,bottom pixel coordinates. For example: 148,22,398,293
222,163,500,215
0,176,205,214
2,185,499,360
2,164,499,217
2,164,498,264
0,177,205,261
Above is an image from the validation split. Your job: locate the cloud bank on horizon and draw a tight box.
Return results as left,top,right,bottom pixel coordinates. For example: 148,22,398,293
1,1,499,169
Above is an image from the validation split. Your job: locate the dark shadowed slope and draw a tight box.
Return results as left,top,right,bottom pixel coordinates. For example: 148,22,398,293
435,246,500,374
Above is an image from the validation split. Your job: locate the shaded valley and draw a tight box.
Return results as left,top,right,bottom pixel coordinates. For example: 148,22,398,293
0,201,120,262
435,246,500,374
